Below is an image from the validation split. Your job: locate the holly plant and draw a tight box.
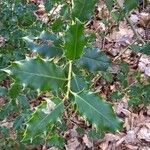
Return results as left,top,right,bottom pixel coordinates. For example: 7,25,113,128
0,0,125,148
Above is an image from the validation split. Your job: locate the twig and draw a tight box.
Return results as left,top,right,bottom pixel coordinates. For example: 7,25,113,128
113,39,137,62
116,1,145,44
48,4,59,20
124,14,145,44
66,60,73,100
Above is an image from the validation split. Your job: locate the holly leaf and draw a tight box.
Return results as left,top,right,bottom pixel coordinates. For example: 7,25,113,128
45,0,60,11
71,74,87,93
130,43,150,55
110,91,124,101
72,0,98,22
2,58,66,92
140,43,150,55
47,134,65,148
0,86,7,96
23,31,63,58
0,126,9,138
124,0,139,12
13,112,29,130
77,48,111,72
0,102,14,120
64,19,86,60
17,95,30,110
105,0,114,11
23,98,64,141
74,92,122,133
8,83,22,99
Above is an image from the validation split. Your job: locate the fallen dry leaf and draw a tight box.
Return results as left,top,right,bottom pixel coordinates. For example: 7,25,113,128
117,0,124,8
125,144,139,150
137,126,150,142
130,13,139,23
125,130,138,144
83,134,93,148
0,36,6,47
47,147,59,150
138,55,150,76
109,22,134,43
65,138,82,150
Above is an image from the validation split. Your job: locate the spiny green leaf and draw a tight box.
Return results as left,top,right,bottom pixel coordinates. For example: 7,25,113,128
130,42,150,55
23,98,64,141
8,83,22,99
2,58,67,92
45,0,60,11
101,72,113,83
105,0,114,11
47,134,65,148
128,97,141,106
13,114,28,130
0,86,7,96
88,129,103,139
52,18,64,32
117,72,128,88
17,95,30,110
129,84,142,96
0,102,14,120
130,44,141,52
140,42,150,55
74,92,122,133
71,74,87,93
64,19,86,60
124,0,139,12
0,126,9,138
128,83,150,106
110,91,124,101
111,9,125,22
72,0,98,22
77,48,111,72
23,31,63,58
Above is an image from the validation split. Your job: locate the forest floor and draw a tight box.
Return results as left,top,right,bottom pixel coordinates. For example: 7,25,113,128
0,0,150,150
63,1,150,149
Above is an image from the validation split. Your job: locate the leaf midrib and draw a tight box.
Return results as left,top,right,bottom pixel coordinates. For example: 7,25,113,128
73,22,78,59
27,102,63,136
76,94,115,129
14,70,67,81
73,75,80,91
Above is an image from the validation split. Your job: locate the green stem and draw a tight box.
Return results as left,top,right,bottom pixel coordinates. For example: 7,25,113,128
66,60,73,100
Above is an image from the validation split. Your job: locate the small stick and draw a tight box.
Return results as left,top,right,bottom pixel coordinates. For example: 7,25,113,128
113,39,137,62
125,14,145,44
116,1,145,44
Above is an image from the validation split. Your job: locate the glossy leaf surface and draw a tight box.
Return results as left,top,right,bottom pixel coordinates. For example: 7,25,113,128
23,98,64,140
64,20,86,60
130,43,150,55
23,31,63,58
77,48,111,72
3,58,66,91
72,0,98,22
74,92,122,133
124,0,139,12
105,0,114,11
71,74,87,93
140,43,150,55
